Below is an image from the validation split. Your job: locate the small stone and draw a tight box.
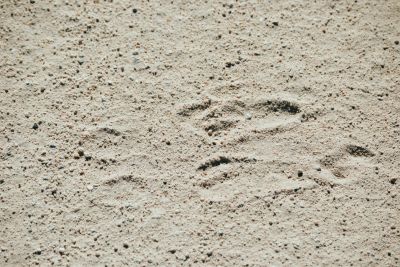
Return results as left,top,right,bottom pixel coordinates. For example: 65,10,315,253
395,40,399,45
244,112,252,120
123,243,129,249
297,170,303,177
225,62,234,68
207,130,213,136
272,21,279,26
73,152,80,159
87,185,94,191
77,148,84,157
389,178,397,185
132,8,138,13
32,123,39,130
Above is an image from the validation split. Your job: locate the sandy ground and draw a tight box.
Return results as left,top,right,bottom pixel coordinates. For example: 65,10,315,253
1,0,400,266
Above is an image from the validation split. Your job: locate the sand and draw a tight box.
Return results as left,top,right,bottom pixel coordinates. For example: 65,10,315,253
1,0,399,266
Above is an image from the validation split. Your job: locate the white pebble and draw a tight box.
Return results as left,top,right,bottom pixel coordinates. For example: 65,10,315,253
244,112,252,120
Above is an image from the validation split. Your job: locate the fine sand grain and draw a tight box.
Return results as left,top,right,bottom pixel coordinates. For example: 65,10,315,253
1,0,399,266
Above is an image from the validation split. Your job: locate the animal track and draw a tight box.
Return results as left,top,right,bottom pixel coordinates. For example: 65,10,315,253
177,96,303,142
318,144,375,184
196,155,257,188
178,90,313,194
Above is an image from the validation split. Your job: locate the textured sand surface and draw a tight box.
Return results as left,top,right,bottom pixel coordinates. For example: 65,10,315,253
1,0,400,266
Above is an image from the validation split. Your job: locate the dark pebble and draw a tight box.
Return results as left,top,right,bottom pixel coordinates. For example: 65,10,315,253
390,178,397,185
297,170,303,177
78,149,84,157
132,8,138,13
272,22,279,26
32,123,39,130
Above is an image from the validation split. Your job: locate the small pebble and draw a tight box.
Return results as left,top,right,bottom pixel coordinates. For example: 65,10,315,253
77,148,84,157
73,152,80,159
297,170,303,177
244,112,252,120
32,123,39,130
225,62,234,68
